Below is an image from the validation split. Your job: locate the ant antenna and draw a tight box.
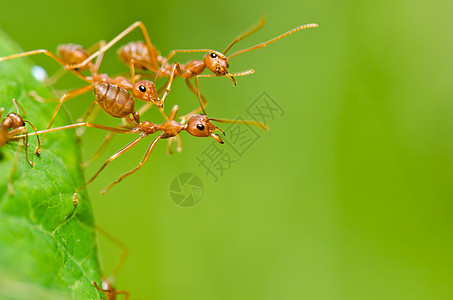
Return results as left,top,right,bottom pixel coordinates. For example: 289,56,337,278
12,98,26,116
223,17,266,55
228,23,318,60
208,117,269,131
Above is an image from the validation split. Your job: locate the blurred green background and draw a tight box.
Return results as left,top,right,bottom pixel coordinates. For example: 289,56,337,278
1,0,453,299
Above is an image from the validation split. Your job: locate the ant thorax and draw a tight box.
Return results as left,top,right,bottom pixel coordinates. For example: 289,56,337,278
137,121,158,135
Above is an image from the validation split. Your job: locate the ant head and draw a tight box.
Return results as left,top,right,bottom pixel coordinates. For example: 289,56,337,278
203,51,229,76
2,113,24,129
132,80,163,107
186,114,224,144
203,51,236,85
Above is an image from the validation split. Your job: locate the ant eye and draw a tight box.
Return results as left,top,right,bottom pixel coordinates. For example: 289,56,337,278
139,85,146,92
210,53,217,58
22,122,25,126
196,124,205,131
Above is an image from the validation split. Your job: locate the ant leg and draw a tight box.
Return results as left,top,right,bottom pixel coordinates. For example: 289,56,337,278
12,101,41,148
194,69,255,112
157,78,170,95
77,101,99,123
7,127,32,195
91,40,107,75
175,135,183,153
12,98,25,116
166,106,180,155
223,17,266,54
93,281,108,293
8,138,24,196
73,133,147,204
93,281,115,296
82,132,115,168
69,21,159,71
24,120,41,153
22,133,32,167
100,135,162,194
94,225,129,283
0,49,88,82
28,91,62,104
44,68,67,86
12,122,133,141
76,104,102,137
167,137,175,155
194,74,217,115
179,78,208,123
168,105,179,121
37,84,94,154
115,290,130,300
167,134,183,155
129,59,136,85
8,127,33,166
93,281,130,300
159,63,181,106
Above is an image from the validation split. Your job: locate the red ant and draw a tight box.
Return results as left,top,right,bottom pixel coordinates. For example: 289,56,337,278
0,99,39,195
65,19,318,116
16,105,267,204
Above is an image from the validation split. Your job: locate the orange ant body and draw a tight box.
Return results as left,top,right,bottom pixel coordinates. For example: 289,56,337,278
0,99,39,195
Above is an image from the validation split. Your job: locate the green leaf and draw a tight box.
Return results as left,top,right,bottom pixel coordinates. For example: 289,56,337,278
0,30,103,299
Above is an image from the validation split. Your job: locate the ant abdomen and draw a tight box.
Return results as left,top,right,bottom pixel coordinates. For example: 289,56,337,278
118,41,160,71
94,84,135,118
57,44,91,71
